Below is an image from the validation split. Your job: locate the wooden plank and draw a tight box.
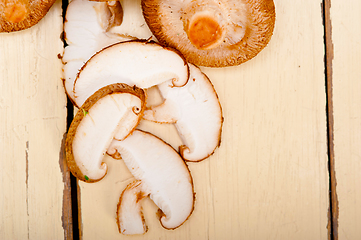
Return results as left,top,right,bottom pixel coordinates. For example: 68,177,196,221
76,0,329,239
330,0,361,239
0,1,70,239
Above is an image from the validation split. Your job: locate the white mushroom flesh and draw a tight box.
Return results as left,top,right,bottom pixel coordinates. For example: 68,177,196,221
63,0,130,101
72,92,142,180
108,0,153,39
143,64,222,161
73,40,189,107
107,130,194,230
117,180,149,235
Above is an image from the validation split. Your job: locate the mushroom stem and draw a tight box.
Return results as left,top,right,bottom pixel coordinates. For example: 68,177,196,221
4,0,28,23
182,2,226,50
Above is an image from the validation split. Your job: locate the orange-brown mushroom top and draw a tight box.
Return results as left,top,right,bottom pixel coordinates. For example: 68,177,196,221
142,0,276,67
186,12,224,50
4,1,27,23
0,0,56,32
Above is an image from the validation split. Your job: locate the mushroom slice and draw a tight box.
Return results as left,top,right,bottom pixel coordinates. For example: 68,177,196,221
73,40,189,108
102,1,124,31
63,0,130,103
142,0,276,67
107,0,153,39
107,130,194,233
117,180,149,235
143,64,223,161
0,0,56,32
65,83,146,182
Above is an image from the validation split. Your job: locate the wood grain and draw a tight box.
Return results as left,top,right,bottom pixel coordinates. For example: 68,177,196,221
76,0,330,239
330,0,361,239
0,1,69,239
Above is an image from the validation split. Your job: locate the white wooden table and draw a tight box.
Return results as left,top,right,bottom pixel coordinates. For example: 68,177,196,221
0,0,360,239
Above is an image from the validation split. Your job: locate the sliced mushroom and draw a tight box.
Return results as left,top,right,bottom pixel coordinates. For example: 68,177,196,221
63,0,130,103
107,0,153,39
117,180,149,235
0,0,56,32
107,129,194,234
142,0,276,67
102,0,124,31
143,63,223,161
72,40,189,108
65,83,146,182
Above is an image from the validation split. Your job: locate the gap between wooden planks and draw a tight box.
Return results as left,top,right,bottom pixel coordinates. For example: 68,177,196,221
323,0,338,239
328,0,361,240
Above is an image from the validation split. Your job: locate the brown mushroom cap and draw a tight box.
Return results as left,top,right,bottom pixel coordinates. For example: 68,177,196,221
0,0,56,32
141,0,276,67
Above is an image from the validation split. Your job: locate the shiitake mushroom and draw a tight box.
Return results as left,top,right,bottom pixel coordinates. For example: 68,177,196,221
142,0,276,67
0,0,56,32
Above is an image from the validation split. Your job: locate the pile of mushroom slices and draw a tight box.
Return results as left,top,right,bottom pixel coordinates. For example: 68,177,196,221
63,0,223,235
0,0,56,32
